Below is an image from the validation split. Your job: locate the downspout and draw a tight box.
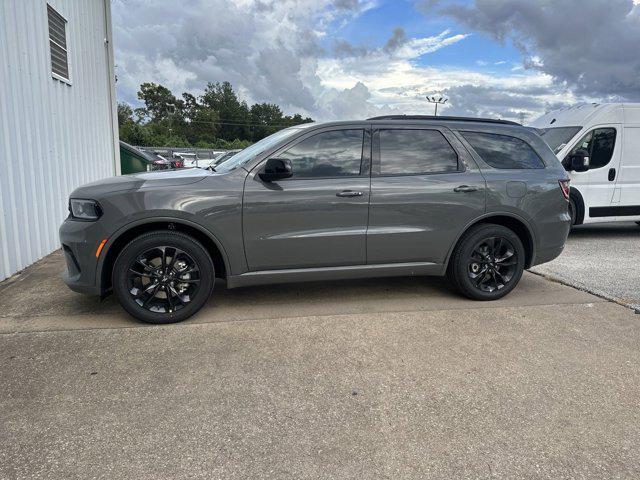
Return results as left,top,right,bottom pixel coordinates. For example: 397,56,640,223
103,0,121,175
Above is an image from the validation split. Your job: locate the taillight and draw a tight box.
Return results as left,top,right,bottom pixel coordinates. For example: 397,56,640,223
559,179,570,201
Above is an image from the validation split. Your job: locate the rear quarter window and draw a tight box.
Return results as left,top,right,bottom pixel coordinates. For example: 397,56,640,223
461,131,545,169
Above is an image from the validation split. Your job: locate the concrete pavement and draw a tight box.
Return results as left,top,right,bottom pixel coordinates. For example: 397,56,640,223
532,222,640,312
1,252,639,479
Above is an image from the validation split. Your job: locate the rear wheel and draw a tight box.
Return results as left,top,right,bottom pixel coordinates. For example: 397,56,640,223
112,231,214,324
447,224,525,301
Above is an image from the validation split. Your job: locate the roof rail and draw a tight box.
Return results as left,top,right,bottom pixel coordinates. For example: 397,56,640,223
366,115,521,126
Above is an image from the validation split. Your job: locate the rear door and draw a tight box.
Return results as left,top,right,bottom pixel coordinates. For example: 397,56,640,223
367,125,486,265
614,126,640,218
243,126,371,271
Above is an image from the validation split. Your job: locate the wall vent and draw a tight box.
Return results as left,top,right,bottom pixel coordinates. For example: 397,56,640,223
47,4,69,81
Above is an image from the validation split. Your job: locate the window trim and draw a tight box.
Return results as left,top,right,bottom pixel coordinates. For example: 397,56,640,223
565,127,618,170
372,126,463,178
459,130,546,171
260,126,372,181
47,3,72,85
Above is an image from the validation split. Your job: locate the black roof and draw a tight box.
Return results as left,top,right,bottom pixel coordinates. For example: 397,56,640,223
367,115,520,126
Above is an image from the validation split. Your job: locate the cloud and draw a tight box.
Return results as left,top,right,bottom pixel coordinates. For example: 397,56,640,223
442,84,577,122
113,0,620,124
113,0,471,120
112,0,371,113
424,0,640,100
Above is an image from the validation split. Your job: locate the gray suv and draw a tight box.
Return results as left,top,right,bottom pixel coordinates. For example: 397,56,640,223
60,116,571,323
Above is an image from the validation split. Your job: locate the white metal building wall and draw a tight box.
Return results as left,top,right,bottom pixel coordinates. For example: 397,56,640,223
0,0,119,281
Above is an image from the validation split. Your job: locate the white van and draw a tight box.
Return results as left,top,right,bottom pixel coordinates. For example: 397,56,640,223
531,103,640,226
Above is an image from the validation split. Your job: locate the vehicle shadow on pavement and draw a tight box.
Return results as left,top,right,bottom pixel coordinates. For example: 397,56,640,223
0,249,604,332
569,222,640,238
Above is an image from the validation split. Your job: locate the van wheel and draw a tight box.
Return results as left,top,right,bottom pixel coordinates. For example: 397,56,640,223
447,224,525,301
569,197,577,226
112,231,214,324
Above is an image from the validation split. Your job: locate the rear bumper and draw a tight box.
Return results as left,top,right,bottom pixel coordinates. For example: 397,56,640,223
532,244,565,267
530,210,570,267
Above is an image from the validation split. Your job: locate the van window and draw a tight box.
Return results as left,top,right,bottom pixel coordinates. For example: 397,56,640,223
379,129,458,175
537,126,582,153
279,129,364,178
568,128,616,169
461,132,545,169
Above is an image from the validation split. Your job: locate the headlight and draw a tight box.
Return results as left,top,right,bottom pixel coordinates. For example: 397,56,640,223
69,199,102,221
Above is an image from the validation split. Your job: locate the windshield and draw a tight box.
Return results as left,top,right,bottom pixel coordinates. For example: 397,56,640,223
213,151,235,167
537,126,582,154
214,126,311,173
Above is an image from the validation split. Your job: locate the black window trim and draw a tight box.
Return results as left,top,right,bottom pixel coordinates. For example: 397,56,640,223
458,129,546,171
371,126,464,178
261,126,372,181
565,126,617,170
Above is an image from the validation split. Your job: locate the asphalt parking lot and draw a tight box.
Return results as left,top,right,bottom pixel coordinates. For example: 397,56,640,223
0,232,639,479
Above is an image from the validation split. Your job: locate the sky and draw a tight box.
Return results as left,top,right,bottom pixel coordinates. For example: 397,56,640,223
112,0,640,123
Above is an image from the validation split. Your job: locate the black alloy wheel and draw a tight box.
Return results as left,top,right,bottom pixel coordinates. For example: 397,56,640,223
113,231,214,324
467,237,519,293
448,224,525,301
126,246,201,314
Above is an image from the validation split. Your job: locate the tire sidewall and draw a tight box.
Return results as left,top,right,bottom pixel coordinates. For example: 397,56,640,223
569,197,577,227
453,225,525,301
112,232,214,324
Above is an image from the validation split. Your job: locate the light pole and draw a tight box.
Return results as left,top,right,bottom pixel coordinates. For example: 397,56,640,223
426,95,448,116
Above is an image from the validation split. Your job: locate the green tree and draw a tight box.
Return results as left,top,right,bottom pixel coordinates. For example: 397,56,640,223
118,80,314,149
137,82,183,122
201,81,250,141
250,103,285,141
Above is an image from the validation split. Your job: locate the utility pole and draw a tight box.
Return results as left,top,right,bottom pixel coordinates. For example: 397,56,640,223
518,111,526,125
426,95,448,116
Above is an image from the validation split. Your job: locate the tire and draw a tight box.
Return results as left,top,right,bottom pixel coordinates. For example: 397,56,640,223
112,231,215,324
568,197,578,227
447,224,525,301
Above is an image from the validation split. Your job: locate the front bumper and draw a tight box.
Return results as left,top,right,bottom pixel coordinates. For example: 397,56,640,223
59,217,107,296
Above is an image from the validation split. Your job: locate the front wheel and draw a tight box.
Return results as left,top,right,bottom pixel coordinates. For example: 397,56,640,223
112,231,215,324
447,224,525,301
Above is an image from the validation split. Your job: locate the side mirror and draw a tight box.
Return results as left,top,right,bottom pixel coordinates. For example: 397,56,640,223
567,150,590,172
259,158,293,182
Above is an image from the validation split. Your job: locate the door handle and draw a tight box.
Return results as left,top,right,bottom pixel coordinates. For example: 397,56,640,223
336,190,364,197
453,185,478,193
608,168,616,182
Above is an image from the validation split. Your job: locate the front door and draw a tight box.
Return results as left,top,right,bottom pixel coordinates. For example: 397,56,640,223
243,127,371,271
367,126,486,265
566,126,621,218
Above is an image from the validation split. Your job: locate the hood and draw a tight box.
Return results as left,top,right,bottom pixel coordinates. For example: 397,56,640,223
70,168,211,198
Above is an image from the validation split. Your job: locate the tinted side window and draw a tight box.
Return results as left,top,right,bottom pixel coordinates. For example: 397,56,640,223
379,129,458,175
279,129,364,178
461,131,545,169
568,128,616,169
